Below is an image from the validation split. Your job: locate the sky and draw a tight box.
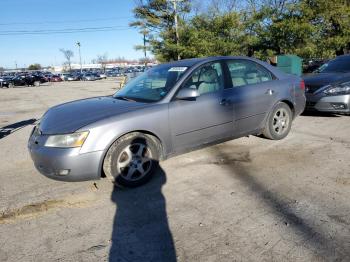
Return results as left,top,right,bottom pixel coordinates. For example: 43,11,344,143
0,0,144,68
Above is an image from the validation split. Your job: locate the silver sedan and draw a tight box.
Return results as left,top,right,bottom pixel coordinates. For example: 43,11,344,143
28,56,306,187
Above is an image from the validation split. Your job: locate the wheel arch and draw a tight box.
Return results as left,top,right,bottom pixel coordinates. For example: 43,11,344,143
260,99,295,135
99,129,165,178
280,99,295,118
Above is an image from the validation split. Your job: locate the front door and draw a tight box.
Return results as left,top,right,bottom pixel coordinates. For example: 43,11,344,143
169,62,234,153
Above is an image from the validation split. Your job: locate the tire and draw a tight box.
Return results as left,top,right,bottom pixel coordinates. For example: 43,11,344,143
34,81,40,87
8,82,14,88
263,102,292,140
103,132,160,187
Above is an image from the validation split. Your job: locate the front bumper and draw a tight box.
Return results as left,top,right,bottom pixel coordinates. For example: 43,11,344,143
305,93,350,113
28,142,104,182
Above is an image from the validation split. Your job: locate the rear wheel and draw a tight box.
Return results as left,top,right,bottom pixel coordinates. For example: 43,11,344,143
103,132,160,187
263,102,292,140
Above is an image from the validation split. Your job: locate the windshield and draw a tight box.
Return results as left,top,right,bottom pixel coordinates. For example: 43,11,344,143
113,64,188,102
318,57,350,73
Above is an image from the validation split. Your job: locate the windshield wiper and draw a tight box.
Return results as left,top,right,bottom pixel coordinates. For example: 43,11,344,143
114,96,137,102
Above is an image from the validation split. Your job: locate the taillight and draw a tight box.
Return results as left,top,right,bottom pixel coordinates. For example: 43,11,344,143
300,80,305,91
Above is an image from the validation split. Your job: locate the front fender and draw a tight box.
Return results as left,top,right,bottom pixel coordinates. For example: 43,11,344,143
78,103,171,156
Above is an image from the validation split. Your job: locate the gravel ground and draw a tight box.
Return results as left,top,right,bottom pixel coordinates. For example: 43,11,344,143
0,80,349,262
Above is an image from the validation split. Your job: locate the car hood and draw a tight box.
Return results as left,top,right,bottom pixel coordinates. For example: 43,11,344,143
303,72,350,93
39,96,148,134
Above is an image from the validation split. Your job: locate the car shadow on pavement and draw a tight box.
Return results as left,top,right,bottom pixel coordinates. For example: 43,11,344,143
0,118,36,139
109,165,176,262
210,145,348,260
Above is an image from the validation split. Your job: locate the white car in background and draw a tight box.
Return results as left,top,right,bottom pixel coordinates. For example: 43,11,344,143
99,73,107,79
59,73,70,81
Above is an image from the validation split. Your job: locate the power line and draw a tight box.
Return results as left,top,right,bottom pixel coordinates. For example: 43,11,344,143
0,16,133,26
0,25,129,33
0,26,133,36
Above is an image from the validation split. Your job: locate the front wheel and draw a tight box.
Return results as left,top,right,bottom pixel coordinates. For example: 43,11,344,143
263,102,292,140
103,132,160,187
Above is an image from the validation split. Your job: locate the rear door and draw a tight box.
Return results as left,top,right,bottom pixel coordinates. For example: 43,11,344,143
225,59,278,135
169,62,234,152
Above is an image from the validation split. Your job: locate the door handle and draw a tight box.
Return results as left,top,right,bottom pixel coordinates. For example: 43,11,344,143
220,99,231,106
265,89,275,95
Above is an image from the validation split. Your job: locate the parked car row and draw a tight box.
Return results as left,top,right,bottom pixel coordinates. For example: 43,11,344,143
51,72,102,82
0,66,150,88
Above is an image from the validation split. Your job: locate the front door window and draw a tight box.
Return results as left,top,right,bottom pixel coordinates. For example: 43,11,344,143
182,62,224,95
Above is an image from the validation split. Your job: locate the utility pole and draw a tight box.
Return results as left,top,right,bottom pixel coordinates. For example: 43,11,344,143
141,24,149,67
143,32,147,62
171,0,182,60
143,32,148,67
76,41,82,74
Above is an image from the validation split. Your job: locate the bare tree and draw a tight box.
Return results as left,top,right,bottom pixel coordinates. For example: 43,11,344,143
96,53,108,72
192,0,238,15
243,0,298,16
59,48,74,72
210,0,238,14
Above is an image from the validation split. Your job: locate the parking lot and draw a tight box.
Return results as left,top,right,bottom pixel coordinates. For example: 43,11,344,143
0,80,349,261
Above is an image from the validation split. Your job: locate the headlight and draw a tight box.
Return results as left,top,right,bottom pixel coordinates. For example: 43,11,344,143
324,82,350,95
45,131,89,148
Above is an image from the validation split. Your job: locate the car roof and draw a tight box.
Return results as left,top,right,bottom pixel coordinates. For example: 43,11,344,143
161,56,291,79
162,56,269,67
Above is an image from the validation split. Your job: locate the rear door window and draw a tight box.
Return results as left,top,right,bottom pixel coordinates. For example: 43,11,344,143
226,60,273,88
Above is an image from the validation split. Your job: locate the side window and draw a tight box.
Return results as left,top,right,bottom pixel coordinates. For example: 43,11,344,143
183,62,224,95
227,60,273,88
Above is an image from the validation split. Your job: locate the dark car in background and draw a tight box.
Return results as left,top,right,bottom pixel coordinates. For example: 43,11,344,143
31,74,48,85
303,59,328,74
304,55,350,114
28,56,305,187
0,76,14,88
0,74,48,87
9,75,28,86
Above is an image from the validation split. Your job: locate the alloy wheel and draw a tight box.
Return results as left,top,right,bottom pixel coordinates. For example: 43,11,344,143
116,143,153,181
272,108,290,135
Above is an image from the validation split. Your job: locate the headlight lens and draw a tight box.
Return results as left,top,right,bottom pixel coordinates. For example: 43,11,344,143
45,131,89,148
324,82,350,95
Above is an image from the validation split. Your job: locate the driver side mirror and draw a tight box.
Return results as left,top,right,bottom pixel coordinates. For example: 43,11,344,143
176,87,200,101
